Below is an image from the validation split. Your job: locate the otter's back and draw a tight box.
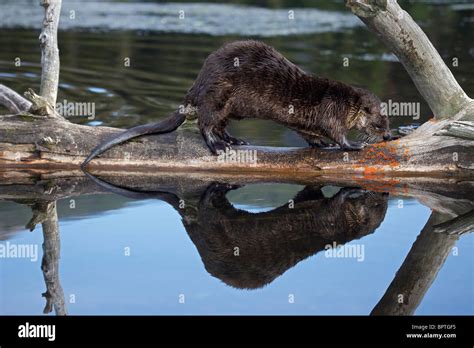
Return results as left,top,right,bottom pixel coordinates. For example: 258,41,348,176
187,40,308,104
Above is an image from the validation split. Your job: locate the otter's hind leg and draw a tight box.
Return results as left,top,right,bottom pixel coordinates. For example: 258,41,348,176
198,106,232,154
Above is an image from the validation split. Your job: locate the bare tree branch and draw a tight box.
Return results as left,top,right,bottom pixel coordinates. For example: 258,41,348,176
39,0,62,106
346,0,473,120
0,84,32,113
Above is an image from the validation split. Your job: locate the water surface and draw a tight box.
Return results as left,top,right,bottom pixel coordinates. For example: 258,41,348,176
0,175,472,315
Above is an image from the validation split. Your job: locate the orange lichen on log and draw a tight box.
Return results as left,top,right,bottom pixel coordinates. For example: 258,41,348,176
352,140,411,175
363,166,378,175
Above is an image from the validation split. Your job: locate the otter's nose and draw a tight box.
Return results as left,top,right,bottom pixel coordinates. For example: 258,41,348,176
383,133,391,141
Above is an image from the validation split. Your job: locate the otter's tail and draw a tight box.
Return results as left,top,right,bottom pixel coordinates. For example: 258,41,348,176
82,112,186,168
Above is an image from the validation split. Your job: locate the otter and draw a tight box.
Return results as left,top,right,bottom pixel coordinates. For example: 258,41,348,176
82,40,391,167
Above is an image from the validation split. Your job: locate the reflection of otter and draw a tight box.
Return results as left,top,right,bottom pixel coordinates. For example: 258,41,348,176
183,184,388,289
85,174,388,290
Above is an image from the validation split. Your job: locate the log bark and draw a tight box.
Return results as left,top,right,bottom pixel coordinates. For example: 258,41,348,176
0,112,472,175
434,121,474,140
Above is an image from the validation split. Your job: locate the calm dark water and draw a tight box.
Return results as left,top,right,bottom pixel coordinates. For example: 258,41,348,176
0,1,473,315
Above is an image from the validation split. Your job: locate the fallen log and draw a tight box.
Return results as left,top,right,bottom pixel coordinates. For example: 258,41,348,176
0,110,472,175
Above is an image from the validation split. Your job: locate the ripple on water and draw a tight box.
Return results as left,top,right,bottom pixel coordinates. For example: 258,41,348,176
87,120,103,126
87,86,109,94
0,2,361,36
0,72,17,78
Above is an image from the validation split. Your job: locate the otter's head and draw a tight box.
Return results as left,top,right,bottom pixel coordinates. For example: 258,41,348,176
336,188,389,240
354,89,391,141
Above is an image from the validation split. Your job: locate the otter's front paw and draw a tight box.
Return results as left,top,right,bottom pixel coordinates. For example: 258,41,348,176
342,140,366,151
342,144,364,151
201,182,241,207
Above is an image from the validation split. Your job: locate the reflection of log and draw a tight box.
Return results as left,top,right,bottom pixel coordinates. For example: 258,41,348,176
0,170,472,213
433,210,474,235
33,202,67,315
371,211,470,315
77,175,470,292
26,202,56,231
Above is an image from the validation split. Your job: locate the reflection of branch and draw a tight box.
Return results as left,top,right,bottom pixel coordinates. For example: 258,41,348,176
38,202,67,315
371,212,459,315
433,210,474,235
26,202,56,231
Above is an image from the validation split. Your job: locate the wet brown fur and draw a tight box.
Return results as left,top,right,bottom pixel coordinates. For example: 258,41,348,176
184,40,391,152
83,40,390,166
